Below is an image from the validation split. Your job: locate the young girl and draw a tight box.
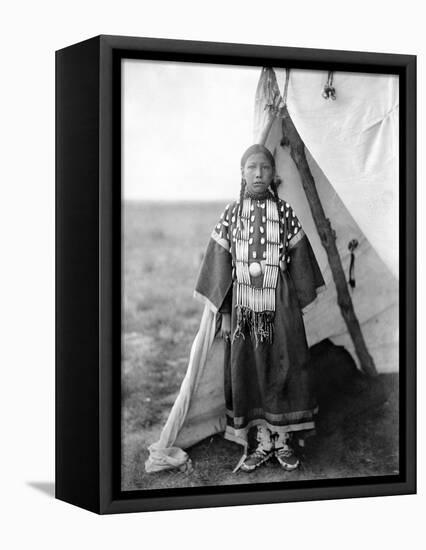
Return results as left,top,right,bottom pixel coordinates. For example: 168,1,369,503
194,144,325,472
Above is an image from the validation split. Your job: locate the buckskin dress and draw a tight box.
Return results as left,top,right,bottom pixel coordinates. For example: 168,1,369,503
194,191,325,450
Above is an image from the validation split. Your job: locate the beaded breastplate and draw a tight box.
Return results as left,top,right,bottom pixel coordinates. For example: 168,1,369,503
231,196,287,345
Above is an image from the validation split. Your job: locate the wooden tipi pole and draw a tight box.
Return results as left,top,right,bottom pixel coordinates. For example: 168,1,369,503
278,105,377,377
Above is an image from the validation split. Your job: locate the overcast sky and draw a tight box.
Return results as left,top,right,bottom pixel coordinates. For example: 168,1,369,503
122,59,262,201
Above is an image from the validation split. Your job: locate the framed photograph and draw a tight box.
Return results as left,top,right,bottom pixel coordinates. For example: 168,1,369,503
56,35,416,514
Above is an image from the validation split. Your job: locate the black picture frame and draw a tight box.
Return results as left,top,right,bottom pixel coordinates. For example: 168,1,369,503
55,34,416,514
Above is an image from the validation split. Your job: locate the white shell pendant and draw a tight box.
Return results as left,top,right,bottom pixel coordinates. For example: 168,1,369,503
249,262,262,277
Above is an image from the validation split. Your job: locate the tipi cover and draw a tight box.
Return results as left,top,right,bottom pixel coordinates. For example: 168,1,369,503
145,67,399,473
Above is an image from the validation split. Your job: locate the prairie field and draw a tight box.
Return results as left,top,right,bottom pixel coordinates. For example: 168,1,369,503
122,200,399,491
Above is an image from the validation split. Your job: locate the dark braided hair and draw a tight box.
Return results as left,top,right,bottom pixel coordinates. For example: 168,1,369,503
270,178,286,257
235,177,246,238
270,178,282,230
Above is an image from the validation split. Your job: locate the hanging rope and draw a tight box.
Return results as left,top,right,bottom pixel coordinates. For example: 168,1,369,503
348,239,359,289
322,71,336,100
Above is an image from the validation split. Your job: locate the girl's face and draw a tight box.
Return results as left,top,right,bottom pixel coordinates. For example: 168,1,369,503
242,152,275,195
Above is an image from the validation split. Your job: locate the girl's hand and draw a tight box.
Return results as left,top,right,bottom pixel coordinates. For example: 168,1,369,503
221,313,231,342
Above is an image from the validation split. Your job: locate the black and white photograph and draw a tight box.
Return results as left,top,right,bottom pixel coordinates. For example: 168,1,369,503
3,0,423,542
121,59,400,492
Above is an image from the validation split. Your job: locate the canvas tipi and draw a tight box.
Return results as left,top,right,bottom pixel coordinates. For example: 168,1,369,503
145,67,399,473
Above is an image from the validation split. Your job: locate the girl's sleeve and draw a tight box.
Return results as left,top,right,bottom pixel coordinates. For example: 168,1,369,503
285,204,325,311
194,204,233,314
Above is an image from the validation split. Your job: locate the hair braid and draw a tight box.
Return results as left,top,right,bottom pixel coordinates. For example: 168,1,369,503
236,177,246,238
270,180,285,257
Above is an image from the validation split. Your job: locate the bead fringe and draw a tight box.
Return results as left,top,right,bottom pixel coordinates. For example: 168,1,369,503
232,306,275,347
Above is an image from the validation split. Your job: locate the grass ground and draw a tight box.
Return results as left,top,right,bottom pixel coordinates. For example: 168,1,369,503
122,201,399,491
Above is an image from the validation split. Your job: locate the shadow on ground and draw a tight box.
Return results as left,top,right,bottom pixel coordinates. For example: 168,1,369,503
27,482,55,498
